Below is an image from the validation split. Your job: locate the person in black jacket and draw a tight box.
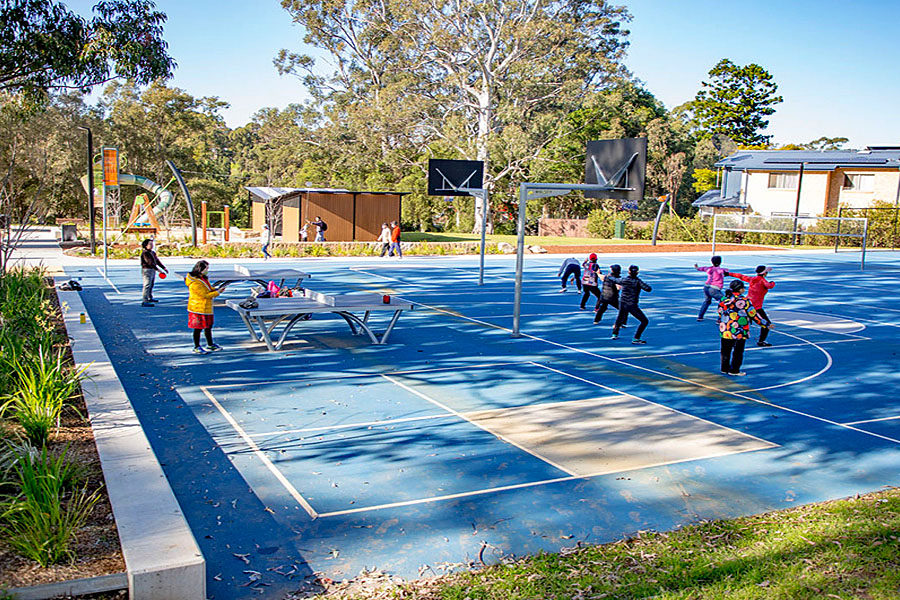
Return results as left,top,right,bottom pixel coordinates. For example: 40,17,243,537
607,264,651,344
593,264,627,325
140,238,168,307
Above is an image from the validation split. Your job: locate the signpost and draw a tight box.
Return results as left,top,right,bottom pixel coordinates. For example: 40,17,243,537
101,147,119,277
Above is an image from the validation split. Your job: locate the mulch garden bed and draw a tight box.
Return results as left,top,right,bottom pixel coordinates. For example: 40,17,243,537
0,281,125,592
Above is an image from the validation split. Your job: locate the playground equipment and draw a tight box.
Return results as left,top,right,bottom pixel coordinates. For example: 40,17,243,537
80,158,197,246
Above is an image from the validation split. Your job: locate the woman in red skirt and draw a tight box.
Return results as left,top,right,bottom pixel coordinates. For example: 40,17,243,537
185,260,222,354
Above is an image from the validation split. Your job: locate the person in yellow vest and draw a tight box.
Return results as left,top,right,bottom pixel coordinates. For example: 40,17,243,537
185,260,222,354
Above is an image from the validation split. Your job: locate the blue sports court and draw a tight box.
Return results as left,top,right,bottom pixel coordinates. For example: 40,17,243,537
68,249,900,599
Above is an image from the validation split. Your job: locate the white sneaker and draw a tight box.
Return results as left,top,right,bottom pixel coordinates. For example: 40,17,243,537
557,288,567,293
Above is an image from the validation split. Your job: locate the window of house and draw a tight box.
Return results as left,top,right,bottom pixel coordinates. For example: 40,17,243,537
767,172,799,189
842,174,874,192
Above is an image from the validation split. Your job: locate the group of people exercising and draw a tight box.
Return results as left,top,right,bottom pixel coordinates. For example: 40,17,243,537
558,253,775,375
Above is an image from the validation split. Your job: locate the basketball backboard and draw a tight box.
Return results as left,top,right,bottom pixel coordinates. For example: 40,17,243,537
583,138,647,202
427,159,484,197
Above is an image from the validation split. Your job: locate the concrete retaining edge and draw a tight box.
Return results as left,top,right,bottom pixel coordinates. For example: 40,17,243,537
57,290,205,600
8,573,127,600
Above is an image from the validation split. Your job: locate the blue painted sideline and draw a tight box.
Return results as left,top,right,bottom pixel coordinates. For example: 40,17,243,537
58,290,205,600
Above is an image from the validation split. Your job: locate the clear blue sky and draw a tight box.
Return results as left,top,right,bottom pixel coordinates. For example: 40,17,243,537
69,0,900,148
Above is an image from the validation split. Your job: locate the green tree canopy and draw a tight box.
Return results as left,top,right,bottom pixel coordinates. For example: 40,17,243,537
276,0,631,232
0,0,175,104
691,58,782,146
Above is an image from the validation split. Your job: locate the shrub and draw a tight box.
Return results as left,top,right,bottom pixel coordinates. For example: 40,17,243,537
586,209,631,238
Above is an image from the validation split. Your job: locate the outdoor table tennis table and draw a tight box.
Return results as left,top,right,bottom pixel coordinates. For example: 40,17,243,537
225,290,415,351
176,266,311,291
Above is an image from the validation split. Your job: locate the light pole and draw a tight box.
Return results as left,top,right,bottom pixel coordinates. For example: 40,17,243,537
76,126,96,254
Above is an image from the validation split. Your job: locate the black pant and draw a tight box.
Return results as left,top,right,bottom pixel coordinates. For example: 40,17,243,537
594,297,620,323
720,338,747,373
193,328,213,347
613,304,648,338
580,284,601,308
561,264,582,291
756,307,770,343
379,242,390,257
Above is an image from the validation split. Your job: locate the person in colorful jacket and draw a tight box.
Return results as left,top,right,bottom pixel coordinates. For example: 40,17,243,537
580,253,602,309
694,255,726,320
718,279,769,376
607,265,651,344
185,260,222,355
727,265,776,347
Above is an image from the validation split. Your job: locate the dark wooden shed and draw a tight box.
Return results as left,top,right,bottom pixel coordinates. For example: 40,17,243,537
246,187,405,242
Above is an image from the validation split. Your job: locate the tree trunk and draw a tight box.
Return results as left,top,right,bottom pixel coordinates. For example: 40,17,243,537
472,88,493,235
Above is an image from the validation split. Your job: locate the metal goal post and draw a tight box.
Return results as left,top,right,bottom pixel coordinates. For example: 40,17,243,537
712,213,869,270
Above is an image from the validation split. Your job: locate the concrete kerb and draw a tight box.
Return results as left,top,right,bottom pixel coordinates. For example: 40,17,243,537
57,290,205,600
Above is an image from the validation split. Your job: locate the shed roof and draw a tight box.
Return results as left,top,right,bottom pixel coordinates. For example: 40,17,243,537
692,190,748,209
715,149,900,172
245,186,407,201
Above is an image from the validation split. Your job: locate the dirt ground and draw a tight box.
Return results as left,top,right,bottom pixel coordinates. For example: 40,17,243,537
0,283,125,592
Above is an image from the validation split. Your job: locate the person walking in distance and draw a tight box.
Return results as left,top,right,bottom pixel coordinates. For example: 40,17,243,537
579,253,602,310
608,265,651,344
389,220,402,258
310,216,327,242
184,260,222,354
695,255,727,321
718,279,770,375
727,265,776,347
378,222,392,257
140,238,168,307
557,257,581,293
261,223,272,259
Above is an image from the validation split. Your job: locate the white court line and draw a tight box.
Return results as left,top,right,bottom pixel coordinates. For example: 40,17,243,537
205,360,532,389
626,338,867,361
796,306,900,330
843,414,900,426
247,413,455,439
399,291,900,446
380,374,579,477
525,361,776,447
200,387,319,519
316,444,774,519
95,267,122,294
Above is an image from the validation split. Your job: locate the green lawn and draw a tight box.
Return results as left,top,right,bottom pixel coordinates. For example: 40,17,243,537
318,488,900,599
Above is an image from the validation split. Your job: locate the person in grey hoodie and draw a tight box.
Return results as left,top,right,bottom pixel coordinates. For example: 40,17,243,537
557,257,581,292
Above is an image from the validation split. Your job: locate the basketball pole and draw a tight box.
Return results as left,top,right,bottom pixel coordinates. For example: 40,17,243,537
459,187,488,286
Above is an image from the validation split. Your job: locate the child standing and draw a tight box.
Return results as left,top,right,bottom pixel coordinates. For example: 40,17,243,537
185,260,222,355
718,279,769,375
727,265,776,347
608,265,651,344
557,257,581,293
694,255,726,321
579,253,602,309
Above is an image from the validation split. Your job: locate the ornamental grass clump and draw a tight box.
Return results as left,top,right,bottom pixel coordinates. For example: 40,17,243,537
1,348,84,447
1,444,99,566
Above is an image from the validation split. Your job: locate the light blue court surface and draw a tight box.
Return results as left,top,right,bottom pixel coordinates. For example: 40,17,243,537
70,250,900,599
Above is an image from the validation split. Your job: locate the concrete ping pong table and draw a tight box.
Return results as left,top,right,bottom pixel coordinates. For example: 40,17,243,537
177,266,311,291
225,289,415,351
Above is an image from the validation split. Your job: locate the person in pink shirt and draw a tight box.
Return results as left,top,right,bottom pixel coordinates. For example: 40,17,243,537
694,256,727,321
727,265,776,347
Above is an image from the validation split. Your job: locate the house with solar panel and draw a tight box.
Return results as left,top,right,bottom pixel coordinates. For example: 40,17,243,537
693,147,900,218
